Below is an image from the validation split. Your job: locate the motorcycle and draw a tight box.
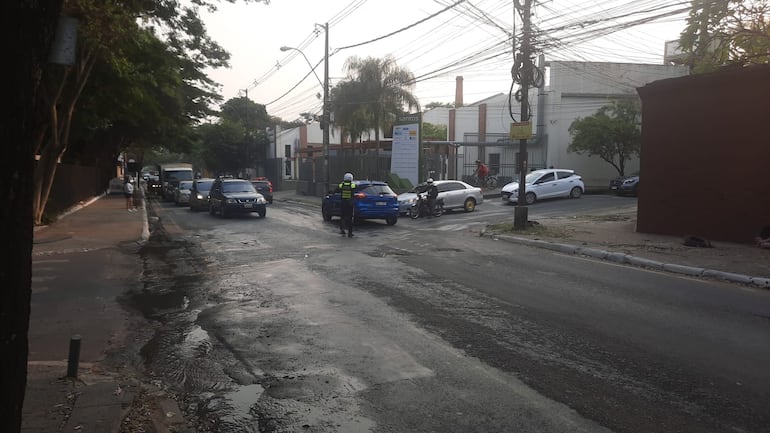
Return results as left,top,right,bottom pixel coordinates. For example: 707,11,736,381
409,192,444,219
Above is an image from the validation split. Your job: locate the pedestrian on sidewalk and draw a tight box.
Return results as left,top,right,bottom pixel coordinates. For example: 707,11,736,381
339,172,356,237
124,176,136,211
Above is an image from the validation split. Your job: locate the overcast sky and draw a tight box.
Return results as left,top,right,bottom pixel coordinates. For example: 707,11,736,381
198,0,690,122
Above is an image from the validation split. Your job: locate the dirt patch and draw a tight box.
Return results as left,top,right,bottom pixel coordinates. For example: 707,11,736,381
487,214,770,281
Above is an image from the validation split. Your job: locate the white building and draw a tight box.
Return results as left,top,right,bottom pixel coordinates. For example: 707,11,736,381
425,60,689,188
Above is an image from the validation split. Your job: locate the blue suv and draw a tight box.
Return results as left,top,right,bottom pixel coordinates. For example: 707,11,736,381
322,180,399,226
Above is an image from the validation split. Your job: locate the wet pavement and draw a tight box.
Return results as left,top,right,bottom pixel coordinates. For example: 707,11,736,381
23,186,770,433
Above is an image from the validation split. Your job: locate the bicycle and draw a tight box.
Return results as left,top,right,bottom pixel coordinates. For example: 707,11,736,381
469,174,498,189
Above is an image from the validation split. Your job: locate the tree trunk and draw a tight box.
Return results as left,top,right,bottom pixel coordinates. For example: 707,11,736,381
2,2,63,432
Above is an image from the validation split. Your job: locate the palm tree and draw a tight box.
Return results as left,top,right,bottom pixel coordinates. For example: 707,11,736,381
331,55,420,154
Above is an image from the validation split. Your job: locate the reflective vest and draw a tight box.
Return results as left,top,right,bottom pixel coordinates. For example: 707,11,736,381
339,181,356,199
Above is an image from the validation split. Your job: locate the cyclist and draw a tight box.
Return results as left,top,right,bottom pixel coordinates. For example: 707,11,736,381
473,160,489,189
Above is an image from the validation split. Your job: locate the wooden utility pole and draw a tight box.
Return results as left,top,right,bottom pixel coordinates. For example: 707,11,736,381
513,0,532,229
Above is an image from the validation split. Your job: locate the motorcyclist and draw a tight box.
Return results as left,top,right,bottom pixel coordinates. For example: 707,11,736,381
425,178,438,217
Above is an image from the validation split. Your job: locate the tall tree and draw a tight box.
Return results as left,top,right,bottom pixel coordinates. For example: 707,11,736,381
31,0,262,224
568,99,641,177
332,55,420,154
679,0,770,73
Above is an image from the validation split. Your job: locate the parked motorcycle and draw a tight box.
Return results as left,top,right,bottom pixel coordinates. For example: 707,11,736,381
409,192,444,219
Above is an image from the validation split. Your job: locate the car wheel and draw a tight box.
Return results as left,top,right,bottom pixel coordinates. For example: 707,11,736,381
220,203,228,218
525,192,536,205
463,198,476,212
258,209,266,218
209,203,216,215
386,216,397,225
322,207,332,221
570,187,583,199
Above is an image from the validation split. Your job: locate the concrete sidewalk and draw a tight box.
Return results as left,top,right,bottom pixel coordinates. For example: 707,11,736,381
24,192,186,433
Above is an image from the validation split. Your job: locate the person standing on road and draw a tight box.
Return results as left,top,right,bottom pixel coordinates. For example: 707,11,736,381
474,160,489,189
339,172,356,237
425,178,438,217
123,177,135,211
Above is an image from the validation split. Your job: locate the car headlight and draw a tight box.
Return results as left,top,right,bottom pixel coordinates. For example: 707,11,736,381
257,197,266,205
196,193,204,199
226,198,237,204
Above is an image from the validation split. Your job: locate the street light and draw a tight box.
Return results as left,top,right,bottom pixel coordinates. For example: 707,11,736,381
279,26,330,192
279,46,324,89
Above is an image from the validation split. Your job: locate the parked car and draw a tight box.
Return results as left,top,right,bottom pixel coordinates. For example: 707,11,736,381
609,173,639,196
322,180,399,225
397,180,483,214
501,168,584,204
189,178,215,211
250,177,273,204
173,180,193,205
208,177,267,218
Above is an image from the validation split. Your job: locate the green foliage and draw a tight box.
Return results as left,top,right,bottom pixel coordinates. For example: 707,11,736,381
425,101,455,110
330,55,419,146
679,0,770,73
422,122,447,140
568,99,641,176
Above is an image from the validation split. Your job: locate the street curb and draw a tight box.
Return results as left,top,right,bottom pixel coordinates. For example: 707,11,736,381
489,233,770,288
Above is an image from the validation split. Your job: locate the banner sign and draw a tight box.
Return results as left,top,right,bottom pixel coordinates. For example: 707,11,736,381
391,113,421,186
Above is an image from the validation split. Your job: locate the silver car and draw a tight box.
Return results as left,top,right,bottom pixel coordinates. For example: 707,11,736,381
174,180,194,205
398,180,483,214
501,169,584,204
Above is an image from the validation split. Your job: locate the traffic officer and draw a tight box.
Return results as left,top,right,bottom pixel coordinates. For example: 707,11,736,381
339,172,356,237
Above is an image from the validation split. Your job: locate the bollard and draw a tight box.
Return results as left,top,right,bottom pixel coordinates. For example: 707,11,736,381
66,335,82,378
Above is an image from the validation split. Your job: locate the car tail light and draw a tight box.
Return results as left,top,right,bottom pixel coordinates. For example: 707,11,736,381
354,192,366,199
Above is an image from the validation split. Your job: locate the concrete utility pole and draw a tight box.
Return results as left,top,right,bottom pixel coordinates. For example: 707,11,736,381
513,0,532,230
322,22,330,192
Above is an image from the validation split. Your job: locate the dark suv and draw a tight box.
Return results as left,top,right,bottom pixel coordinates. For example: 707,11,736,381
208,178,267,218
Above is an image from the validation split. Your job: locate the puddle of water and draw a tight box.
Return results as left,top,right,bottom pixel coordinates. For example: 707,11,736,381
225,383,265,420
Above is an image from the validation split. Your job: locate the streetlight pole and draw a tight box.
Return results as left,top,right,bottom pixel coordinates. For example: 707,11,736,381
280,22,330,192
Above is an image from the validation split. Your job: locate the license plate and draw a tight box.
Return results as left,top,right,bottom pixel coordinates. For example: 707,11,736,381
244,203,252,208
376,201,386,206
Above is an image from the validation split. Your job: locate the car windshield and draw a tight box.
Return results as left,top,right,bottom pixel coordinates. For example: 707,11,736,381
361,184,396,196
525,171,549,184
223,182,255,193
196,181,213,192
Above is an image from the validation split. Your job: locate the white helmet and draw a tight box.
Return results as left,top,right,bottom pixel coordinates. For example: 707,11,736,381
426,178,434,184
343,172,353,181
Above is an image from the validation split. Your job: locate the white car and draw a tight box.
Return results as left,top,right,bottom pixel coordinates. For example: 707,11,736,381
501,169,584,204
398,180,483,214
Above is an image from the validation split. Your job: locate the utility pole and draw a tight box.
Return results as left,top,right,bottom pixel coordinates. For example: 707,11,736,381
241,88,252,178
321,22,330,192
513,0,532,230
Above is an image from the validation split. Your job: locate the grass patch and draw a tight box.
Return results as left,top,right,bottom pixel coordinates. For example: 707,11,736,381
580,214,631,222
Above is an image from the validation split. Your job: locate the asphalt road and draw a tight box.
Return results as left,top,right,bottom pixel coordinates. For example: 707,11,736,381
127,196,770,433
